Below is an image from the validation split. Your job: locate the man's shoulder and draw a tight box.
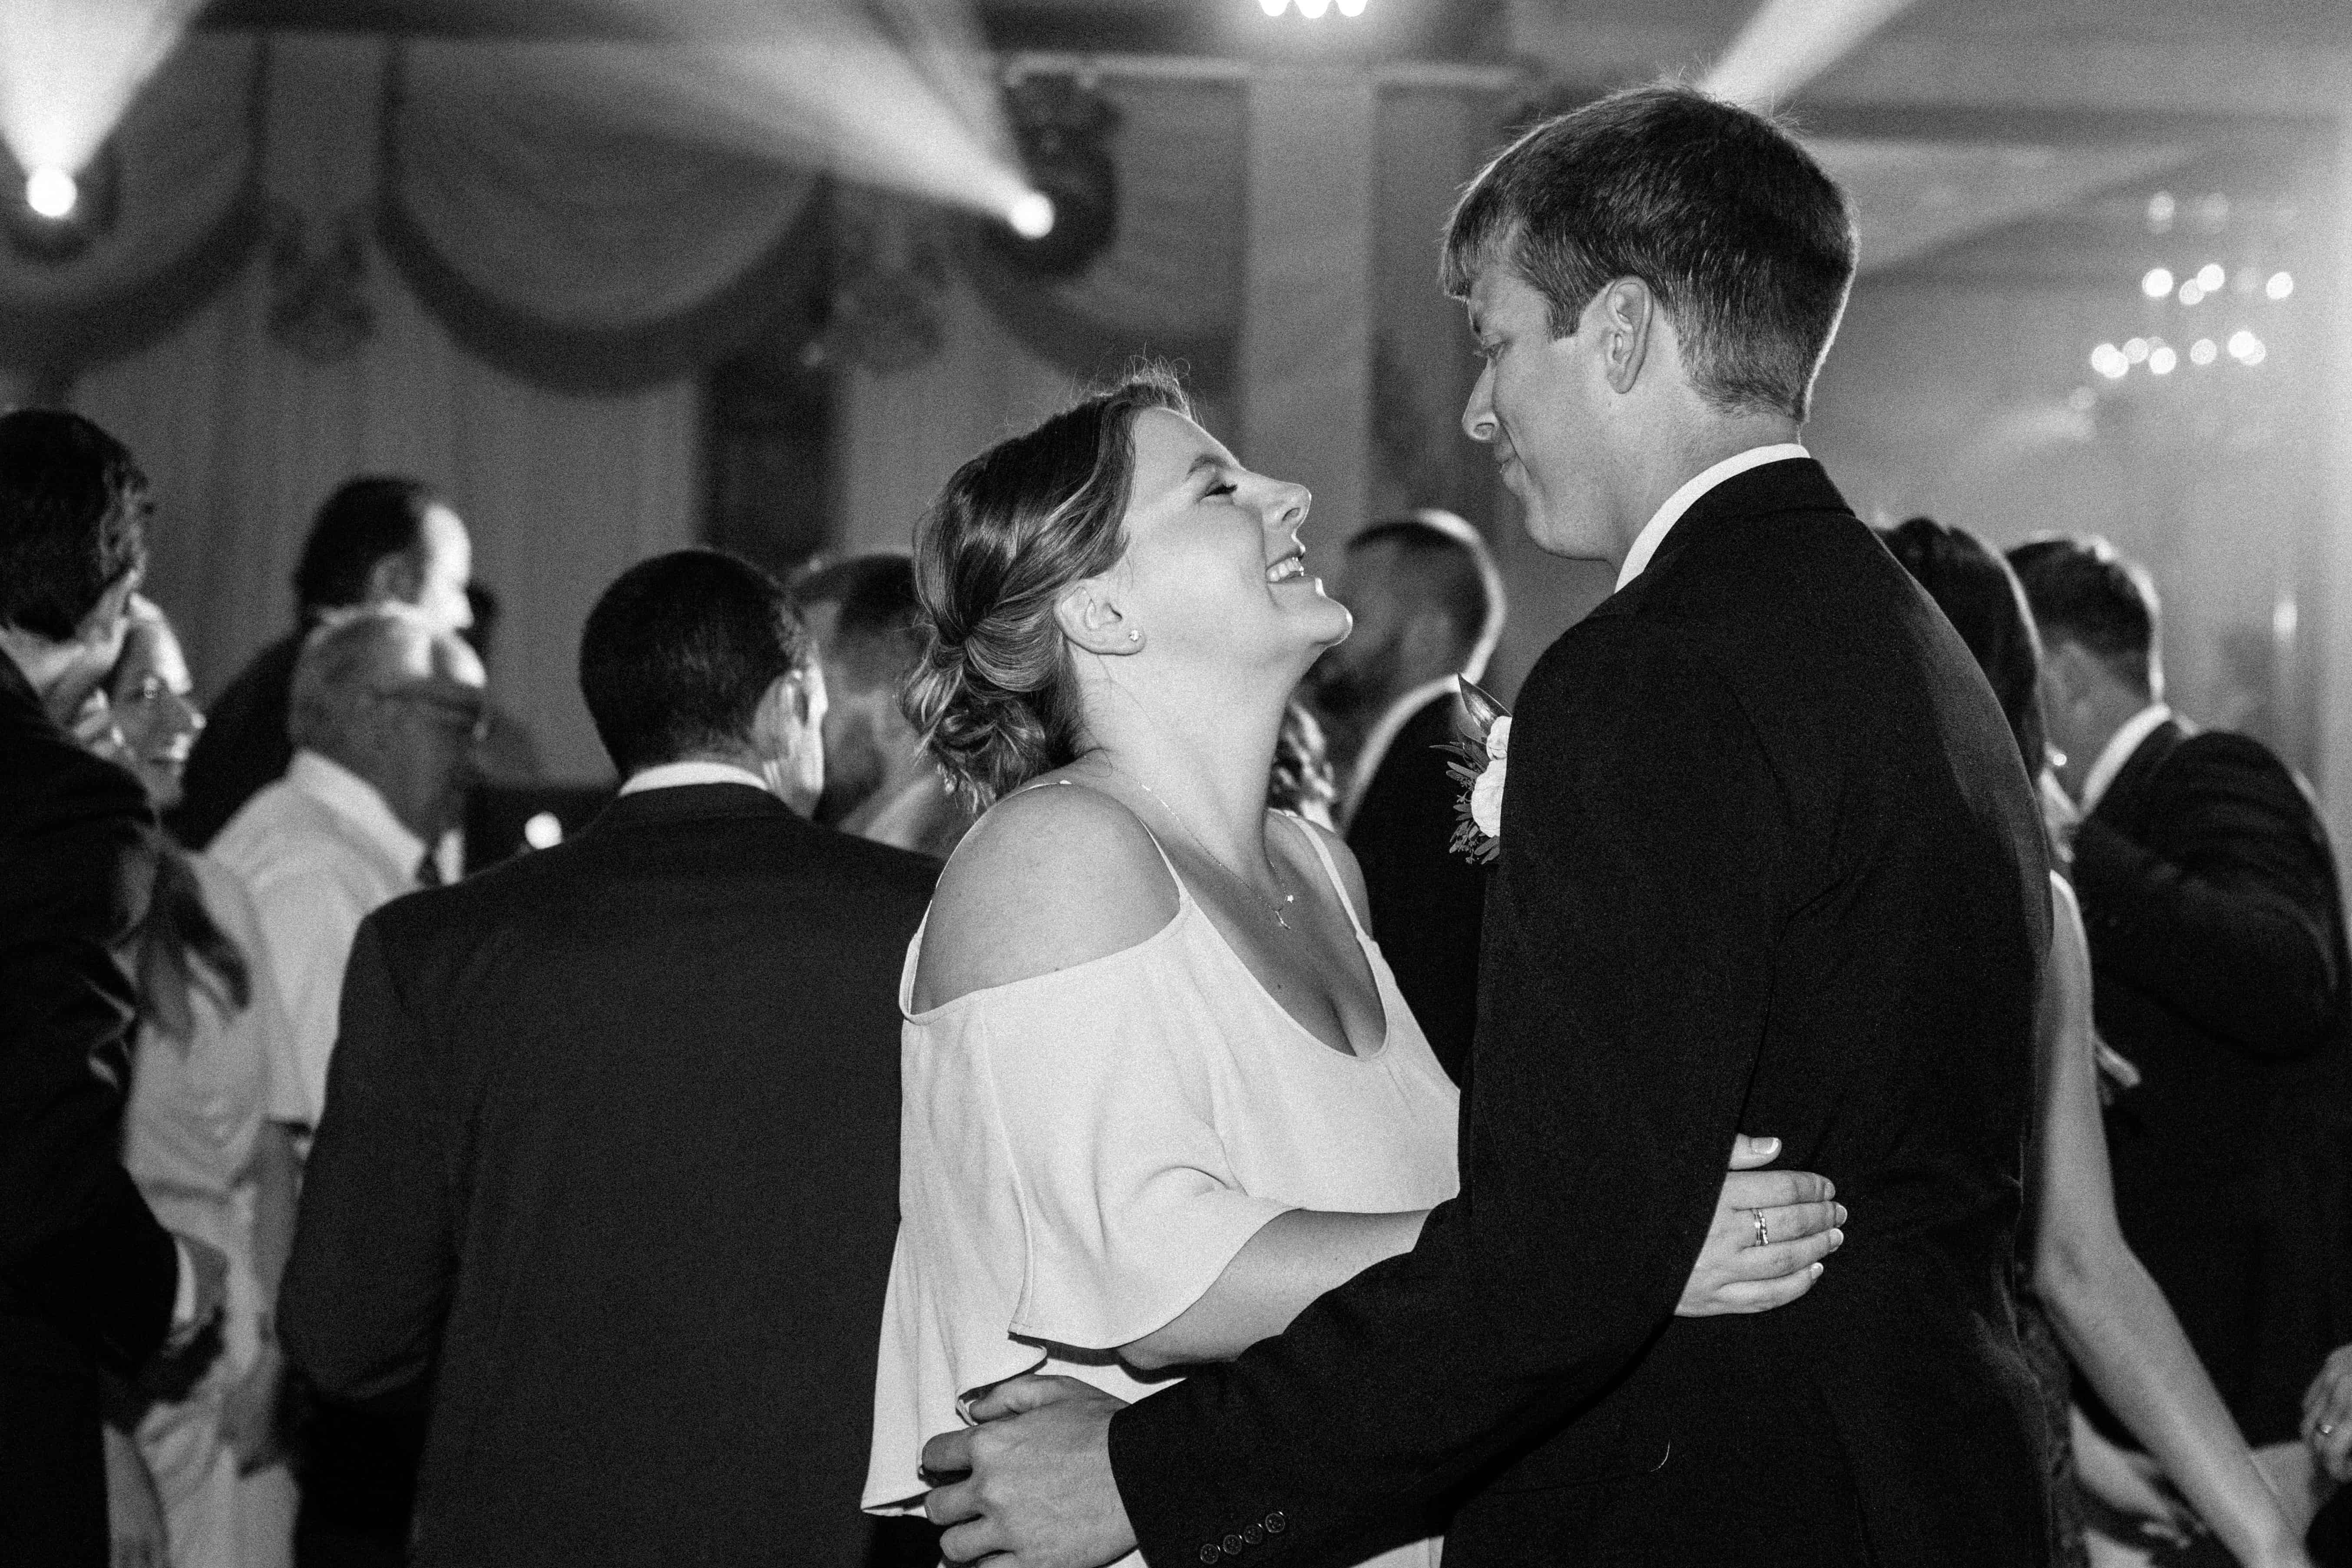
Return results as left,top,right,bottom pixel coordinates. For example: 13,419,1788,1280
2147,726,2318,814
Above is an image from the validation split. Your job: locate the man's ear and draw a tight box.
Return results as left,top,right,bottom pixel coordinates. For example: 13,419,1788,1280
365,550,422,607
1594,277,1657,396
70,571,140,657
1053,579,1141,657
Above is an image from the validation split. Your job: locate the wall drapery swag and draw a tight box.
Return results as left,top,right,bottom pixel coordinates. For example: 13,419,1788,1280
0,36,268,377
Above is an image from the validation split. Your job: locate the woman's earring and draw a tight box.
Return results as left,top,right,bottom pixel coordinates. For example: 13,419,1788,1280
1128,629,1141,643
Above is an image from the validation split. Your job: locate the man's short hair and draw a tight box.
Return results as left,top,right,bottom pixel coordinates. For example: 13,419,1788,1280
2006,535,2160,693
293,476,444,616
1442,84,1857,420
0,408,150,641
1346,511,1505,662
791,553,923,695
580,549,812,777
289,603,440,753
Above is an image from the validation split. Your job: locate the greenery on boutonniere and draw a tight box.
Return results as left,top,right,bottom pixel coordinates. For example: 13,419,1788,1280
1444,677,1510,865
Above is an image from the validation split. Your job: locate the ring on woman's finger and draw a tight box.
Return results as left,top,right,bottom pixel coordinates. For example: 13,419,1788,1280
1752,1212,1770,1248
2324,1422,2338,1438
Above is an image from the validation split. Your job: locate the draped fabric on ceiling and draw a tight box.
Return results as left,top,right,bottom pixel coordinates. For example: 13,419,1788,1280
953,74,1247,400
377,41,827,394
0,35,268,375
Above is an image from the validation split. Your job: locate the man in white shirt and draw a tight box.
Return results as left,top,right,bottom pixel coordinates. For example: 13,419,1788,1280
212,605,486,1128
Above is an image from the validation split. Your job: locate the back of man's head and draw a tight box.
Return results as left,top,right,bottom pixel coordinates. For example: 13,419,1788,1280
0,408,149,642
1345,512,1505,678
580,549,810,778
293,476,447,618
792,553,923,697
1442,83,1856,421
2006,535,2160,696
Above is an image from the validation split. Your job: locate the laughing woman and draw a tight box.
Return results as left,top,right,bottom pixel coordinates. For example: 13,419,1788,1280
862,369,1844,1567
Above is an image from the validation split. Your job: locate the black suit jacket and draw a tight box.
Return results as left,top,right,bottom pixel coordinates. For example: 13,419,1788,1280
0,655,177,1565
1110,460,2054,1567
1345,693,1485,1088
278,784,939,1567
168,629,300,849
2076,719,2352,1442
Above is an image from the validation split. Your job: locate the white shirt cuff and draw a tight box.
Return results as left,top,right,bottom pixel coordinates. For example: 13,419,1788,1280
171,1235,198,1327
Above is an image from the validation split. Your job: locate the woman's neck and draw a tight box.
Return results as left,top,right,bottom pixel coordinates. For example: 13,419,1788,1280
1076,665,1292,874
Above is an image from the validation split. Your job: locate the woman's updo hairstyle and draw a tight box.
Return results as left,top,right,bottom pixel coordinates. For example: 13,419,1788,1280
906,365,1191,808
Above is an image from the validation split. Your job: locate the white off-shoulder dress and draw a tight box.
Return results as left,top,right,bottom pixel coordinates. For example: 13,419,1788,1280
865,813,1459,1568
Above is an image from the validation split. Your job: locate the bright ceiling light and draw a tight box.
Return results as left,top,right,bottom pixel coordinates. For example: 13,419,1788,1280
25,164,75,219
2178,279,2204,306
1258,0,1287,14
1006,190,1054,240
2267,271,2294,301
2140,267,2173,300
1335,0,1367,14
2090,343,2128,379
2190,337,2217,366
1295,0,1331,16
2148,343,2177,375
2195,262,2226,292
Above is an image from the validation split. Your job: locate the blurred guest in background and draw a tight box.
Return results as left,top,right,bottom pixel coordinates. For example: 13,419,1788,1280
85,598,305,1568
1304,510,1505,1085
2011,535,2352,1460
793,552,975,860
172,479,473,850
457,583,545,788
1268,698,1339,830
208,604,482,1568
209,606,486,1128
280,549,940,1568
0,408,226,1567
1886,518,2312,1568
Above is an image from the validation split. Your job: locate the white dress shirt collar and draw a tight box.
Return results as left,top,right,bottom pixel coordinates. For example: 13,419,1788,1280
2079,701,2173,817
619,760,771,797
1615,443,1812,592
1339,675,1464,831
286,750,426,881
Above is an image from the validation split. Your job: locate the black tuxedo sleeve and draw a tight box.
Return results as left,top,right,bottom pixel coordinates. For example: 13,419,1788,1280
1109,619,1786,1568
280,915,454,1404
0,761,178,1373
2073,739,2342,1059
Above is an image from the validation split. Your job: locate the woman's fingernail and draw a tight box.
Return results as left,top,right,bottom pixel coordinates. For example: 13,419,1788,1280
1836,1204,1848,1226
1809,1262,1824,1277
1829,1229,1844,1249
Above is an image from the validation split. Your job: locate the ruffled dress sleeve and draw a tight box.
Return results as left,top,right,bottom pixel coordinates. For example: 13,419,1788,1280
866,929,1292,1511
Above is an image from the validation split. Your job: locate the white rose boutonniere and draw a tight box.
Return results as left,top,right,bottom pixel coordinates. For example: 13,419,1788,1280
1444,678,1511,865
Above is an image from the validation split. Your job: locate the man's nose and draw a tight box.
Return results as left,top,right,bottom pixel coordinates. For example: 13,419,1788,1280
1462,365,1498,443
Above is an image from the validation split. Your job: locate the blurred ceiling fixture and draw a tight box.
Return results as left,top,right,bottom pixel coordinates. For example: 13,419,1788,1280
1259,0,1369,16
3,141,116,261
987,73,1118,279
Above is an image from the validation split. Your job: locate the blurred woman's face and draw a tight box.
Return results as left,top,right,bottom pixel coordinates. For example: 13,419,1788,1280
107,614,204,810
1114,407,1350,670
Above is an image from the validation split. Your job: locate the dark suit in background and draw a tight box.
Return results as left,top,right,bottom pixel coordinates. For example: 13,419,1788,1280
279,782,938,1567
0,655,179,1565
2076,718,2352,1444
1112,460,2054,1567
1344,693,1486,1087
168,630,302,849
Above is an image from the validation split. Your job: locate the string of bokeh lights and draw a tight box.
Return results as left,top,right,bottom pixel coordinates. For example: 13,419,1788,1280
2087,190,2292,385
1257,0,1370,18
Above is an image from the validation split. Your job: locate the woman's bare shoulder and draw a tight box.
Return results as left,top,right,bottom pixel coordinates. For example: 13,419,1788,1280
914,781,1182,1011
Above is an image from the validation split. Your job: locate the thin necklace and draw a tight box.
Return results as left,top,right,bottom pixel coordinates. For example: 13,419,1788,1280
1124,774,1300,932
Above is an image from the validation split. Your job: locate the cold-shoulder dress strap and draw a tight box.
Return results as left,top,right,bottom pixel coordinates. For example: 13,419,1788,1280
1277,811,1372,942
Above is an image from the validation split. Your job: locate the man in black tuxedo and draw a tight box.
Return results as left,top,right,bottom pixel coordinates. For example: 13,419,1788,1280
278,549,941,1566
170,476,473,848
1306,511,1506,1086
0,409,227,1565
2011,535,2352,1446
922,85,2053,1568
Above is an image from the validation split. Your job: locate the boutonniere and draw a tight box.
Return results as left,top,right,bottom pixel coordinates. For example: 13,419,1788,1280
1444,677,1511,865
